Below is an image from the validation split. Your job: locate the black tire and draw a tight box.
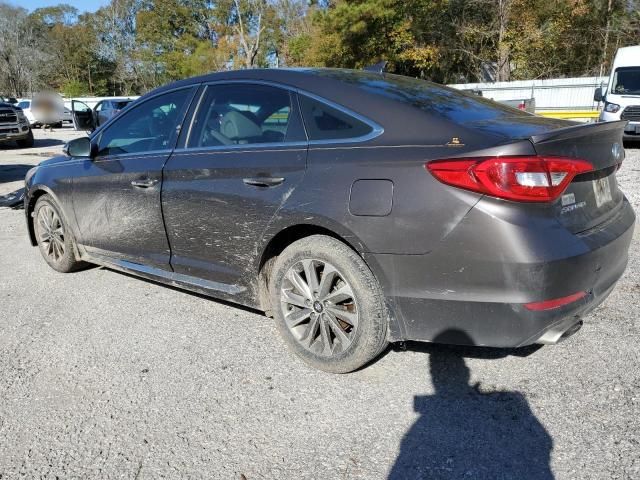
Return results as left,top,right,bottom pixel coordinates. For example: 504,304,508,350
16,130,34,148
33,195,86,273
270,235,388,373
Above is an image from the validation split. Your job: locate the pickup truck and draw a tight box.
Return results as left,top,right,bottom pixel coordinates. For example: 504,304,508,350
0,102,34,148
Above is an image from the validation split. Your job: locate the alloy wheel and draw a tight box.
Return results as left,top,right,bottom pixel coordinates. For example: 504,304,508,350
280,259,359,356
37,205,65,262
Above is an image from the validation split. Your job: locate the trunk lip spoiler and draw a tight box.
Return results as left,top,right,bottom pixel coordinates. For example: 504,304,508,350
529,120,628,144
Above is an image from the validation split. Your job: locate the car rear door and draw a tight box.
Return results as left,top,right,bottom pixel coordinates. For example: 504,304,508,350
72,86,197,269
161,82,308,290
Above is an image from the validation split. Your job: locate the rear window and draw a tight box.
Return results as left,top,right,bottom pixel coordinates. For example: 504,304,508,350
310,69,532,124
298,95,373,141
114,101,132,110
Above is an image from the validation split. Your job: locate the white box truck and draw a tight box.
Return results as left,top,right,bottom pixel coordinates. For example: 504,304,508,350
595,45,640,142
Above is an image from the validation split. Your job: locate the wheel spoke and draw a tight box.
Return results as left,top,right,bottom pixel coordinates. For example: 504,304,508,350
326,305,358,327
322,283,354,304
53,238,62,260
325,312,351,346
38,209,50,230
302,259,320,294
285,307,312,328
287,269,313,300
281,289,308,309
318,318,332,355
317,264,338,300
54,236,65,255
302,314,320,347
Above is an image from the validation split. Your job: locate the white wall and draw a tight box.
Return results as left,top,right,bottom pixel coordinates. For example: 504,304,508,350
448,77,609,110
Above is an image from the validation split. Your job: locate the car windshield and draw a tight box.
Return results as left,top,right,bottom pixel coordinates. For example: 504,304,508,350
18,101,30,109
612,67,640,95
113,101,132,110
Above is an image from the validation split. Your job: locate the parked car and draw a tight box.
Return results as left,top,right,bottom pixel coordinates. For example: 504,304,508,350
71,97,135,130
62,106,73,124
501,98,536,113
0,101,34,147
25,69,635,372
16,99,36,126
1,96,19,105
460,90,536,113
595,45,640,142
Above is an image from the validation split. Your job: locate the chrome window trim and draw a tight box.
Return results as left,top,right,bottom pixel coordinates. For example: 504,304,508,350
295,90,384,146
173,141,307,156
181,79,384,150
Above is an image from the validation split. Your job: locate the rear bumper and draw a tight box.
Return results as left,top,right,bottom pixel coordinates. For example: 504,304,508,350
370,197,635,347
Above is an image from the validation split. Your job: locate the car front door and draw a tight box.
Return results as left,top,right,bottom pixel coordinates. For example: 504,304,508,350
161,83,308,293
72,87,196,269
71,100,95,131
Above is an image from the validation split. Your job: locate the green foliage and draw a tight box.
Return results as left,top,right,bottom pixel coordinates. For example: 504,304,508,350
61,80,88,97
0,0,638,97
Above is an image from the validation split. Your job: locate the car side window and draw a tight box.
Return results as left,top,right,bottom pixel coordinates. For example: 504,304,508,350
97,89,191,157
95,102,103,112
188,84,293,148
298,95,373,141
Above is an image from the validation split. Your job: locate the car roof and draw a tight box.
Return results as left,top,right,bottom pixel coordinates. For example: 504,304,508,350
147,68,408,126
613,46,640,68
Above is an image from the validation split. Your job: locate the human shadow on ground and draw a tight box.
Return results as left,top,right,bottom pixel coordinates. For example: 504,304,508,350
388,330,554,480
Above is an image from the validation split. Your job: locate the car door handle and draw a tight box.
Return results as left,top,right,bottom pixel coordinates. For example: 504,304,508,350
242,177,285,188
131,178,158,189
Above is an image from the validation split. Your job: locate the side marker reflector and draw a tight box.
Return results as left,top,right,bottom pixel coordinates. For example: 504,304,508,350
524,291,588,311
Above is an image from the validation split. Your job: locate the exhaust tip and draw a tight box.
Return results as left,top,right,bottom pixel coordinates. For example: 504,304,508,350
536,319,583,345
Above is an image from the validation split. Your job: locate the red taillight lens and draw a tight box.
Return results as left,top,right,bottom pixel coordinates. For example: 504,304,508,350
426,156,594,202
524,291,587,311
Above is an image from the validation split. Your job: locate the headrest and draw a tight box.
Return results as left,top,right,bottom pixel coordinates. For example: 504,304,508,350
220,110,262,140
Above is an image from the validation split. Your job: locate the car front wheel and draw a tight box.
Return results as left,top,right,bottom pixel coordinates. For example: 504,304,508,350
270,235,388,373
34,195,86,273
16,130,34,148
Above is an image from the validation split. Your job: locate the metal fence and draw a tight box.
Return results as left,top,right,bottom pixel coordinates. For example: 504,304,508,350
448,77,609,121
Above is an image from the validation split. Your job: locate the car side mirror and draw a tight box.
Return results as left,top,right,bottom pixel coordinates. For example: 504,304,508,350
593,87,604,102
64,136,93,158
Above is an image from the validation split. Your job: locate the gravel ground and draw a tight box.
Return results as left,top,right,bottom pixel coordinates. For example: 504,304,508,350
0,130,639,479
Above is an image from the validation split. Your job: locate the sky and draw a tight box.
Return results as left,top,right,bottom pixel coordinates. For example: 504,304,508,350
7,0,110,13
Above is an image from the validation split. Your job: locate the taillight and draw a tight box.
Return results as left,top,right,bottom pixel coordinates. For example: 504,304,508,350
426,156,594,203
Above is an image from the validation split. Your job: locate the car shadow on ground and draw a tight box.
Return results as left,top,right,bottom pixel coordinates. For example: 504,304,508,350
387,330,554,479
0,164,33,183
0,137,65,150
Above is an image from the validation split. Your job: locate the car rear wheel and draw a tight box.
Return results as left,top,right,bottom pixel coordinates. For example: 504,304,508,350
270,235,388,373
34,195,86,273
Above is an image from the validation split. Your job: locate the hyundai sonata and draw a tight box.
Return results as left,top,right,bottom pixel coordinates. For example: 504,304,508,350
25,69,635,372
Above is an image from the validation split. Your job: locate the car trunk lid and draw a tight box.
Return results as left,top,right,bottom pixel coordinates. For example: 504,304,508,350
529,120,627,234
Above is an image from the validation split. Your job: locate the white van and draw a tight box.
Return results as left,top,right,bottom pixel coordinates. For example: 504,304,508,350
595,45,640,141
